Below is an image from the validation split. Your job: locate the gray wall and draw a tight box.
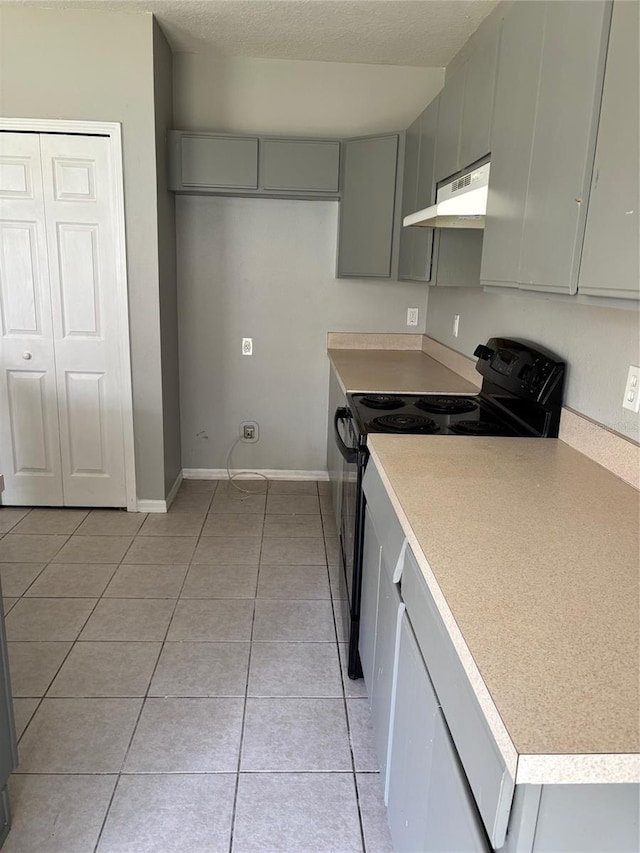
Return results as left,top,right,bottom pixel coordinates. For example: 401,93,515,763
0,7,170,500
153,20,182,494
425,287,640,441
177,196,429,472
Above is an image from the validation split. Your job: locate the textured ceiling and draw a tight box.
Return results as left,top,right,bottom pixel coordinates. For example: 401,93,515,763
0,0,499,65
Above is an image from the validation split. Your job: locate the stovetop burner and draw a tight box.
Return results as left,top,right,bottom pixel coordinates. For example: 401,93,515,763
360,395,405,410
415,396,479,415
371,414,439,434
448,420,510,436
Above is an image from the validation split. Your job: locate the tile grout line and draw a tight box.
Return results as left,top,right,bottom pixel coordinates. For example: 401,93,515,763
91,484,216,853
228,480,267,853
320,498,368,853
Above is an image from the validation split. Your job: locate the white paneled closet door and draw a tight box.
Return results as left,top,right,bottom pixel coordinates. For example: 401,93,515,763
0,131,128,507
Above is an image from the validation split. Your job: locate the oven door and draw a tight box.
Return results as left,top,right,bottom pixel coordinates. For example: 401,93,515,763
333,406,366,678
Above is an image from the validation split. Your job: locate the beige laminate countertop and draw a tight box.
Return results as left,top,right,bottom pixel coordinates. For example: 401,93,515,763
368,434,640,785
328,348,478,395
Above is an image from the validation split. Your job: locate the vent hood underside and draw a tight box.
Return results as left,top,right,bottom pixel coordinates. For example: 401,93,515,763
403,162,490,230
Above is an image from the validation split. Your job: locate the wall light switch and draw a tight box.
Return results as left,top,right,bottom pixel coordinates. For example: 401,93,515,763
242,338,253,356
407,308,419,326
622,365,640,413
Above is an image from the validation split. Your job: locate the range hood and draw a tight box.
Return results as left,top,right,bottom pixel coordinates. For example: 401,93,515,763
403,162,490,230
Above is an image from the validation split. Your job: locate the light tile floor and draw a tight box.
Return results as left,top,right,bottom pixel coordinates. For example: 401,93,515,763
0,480,393,853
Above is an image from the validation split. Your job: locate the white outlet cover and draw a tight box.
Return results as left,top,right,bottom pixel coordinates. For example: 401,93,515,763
407,308,419,326
622,365,640,413
242,337,253,356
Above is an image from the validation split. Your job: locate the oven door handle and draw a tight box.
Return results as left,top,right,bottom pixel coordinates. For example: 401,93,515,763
334,407,358,464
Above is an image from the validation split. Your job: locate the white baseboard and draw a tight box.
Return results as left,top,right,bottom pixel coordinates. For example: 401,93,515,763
136,471,184,514
182,468,329,481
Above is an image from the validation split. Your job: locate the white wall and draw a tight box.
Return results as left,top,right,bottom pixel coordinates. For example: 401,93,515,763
173,54,443,136
177,197,429,471
0,7,170,500
425,287,640,442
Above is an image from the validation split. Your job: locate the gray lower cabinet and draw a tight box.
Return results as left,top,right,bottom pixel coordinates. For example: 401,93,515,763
482,0,612,294
337,133,403,278
170,132,259,190
261,139,340,193
578,0,639,300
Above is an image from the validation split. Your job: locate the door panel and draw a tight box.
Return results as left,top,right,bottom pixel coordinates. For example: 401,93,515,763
40,134,126,507
0,132,63,505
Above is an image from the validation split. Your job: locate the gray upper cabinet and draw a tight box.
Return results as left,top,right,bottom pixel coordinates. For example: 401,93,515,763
171,132,259,190
578,0,639,300
480,1,547,287
398,115,421,280
261,139,340,193
482,1,612,294
460,27,500,169
518,1,611,294
434,64,465,182
337,133,402,278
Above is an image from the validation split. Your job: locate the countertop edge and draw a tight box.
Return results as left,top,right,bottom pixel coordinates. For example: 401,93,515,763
368,443,640,786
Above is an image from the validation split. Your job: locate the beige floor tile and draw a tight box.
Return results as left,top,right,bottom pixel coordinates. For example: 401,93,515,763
75,509,147,536
253,600,335,642
248,643,342,698
138,513,205,537
260,537,326,566
263,514,323,538
52,535,133,564
17,697,142,772
6,774,117,853
320,494,333,515
167,599,254,642
257,563,330,600
8,641,72,697
0,563,46,597
325,536,340,567
356,773,395,853
329,562,346,600
168,492,213,513
48,641,161,697
209,489,266,515
12,697,40,741
267,481,318,496
149,642,250,697
193,536,261,566
348,698,380,772
12,509,88,535
3,597,18,615
334,599,348,643
178,479,218,494
123,536,197,565
180,564,258,599
6,598,96,642
241,698,351,771
103,563,188,598
318,480,332,496
25,563,117,598
0,535,68,564
266,495,320,515
97,774,235,853
79,598,175,641
201,514,264,538
124,697,244,772
232,773,362,853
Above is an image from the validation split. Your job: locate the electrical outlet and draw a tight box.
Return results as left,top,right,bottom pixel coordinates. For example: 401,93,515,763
406,308,419,326
240,421,259,442
453,314,460,337
242,338,253,356
622,365,640,413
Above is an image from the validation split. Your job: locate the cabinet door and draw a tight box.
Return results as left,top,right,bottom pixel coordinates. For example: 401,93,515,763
480,1,546,287
434,230,483,287
412,98,439,282
460,28,500,168
177,133,259,189
337,134,400,278
398,116,421,280
359,505,381,695
518,1,611,294
387,610,440,853
434,64,465,182
262,139,340,193
578,1,639,300
370,549,402,792
424,715,489,852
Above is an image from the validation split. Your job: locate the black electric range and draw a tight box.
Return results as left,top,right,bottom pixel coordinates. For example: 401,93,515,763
334,338,566,679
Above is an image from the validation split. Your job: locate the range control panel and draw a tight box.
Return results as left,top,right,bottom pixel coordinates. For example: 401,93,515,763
474,338,565,403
